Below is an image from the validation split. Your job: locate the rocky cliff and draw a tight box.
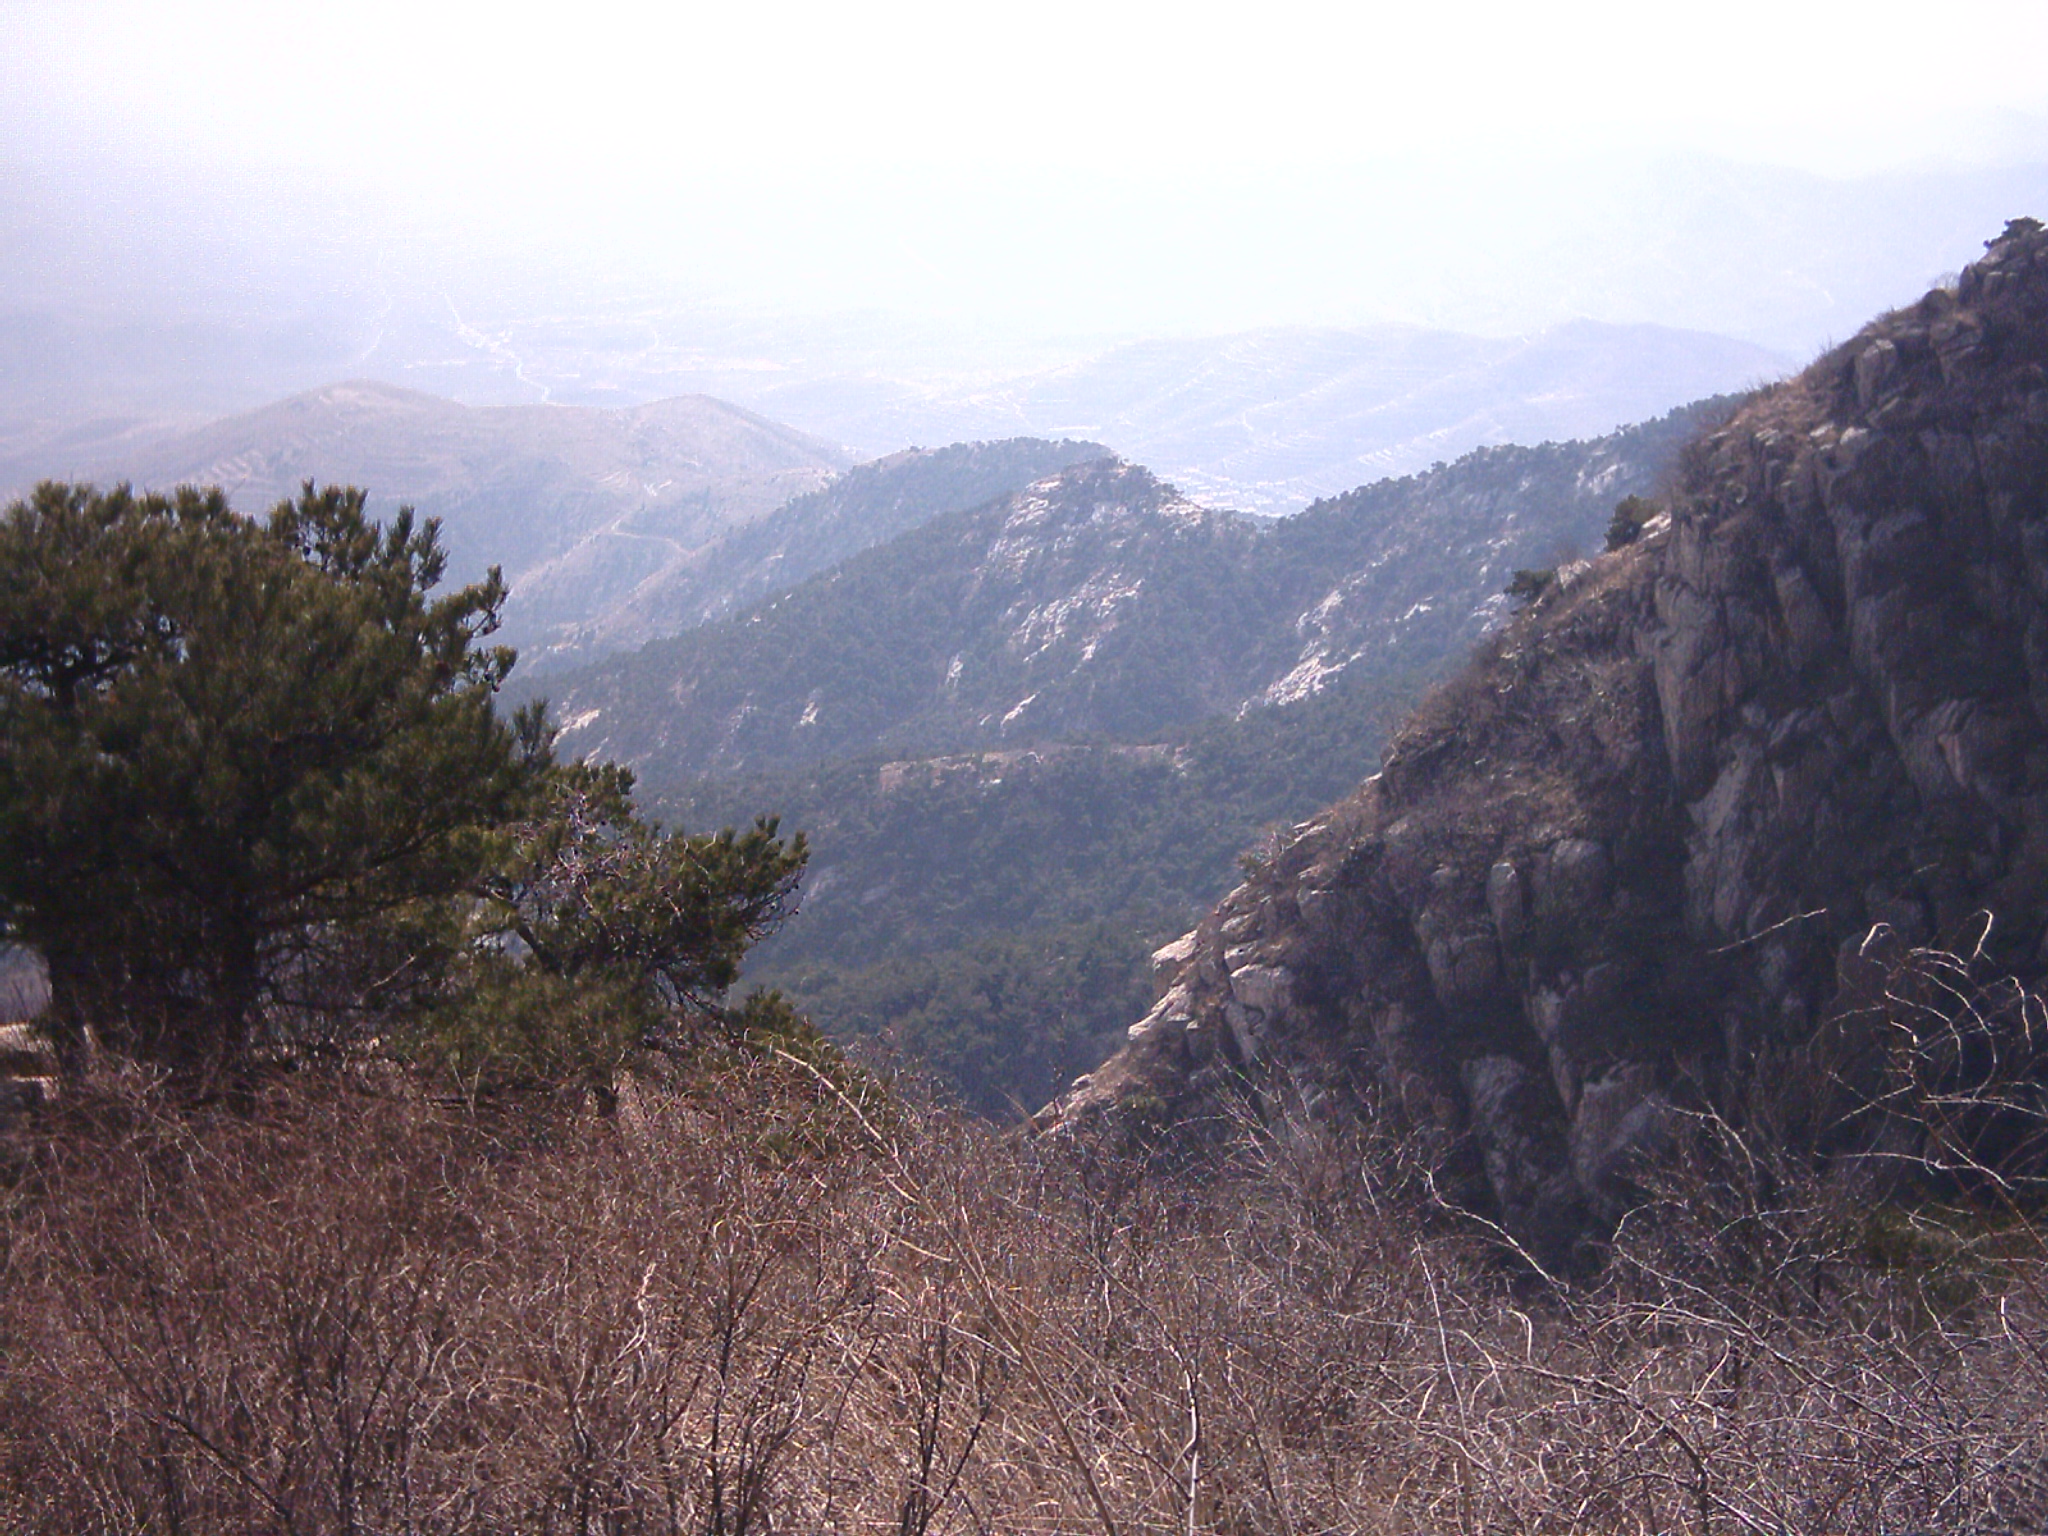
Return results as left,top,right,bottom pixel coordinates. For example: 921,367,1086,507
1046,219,2048,1264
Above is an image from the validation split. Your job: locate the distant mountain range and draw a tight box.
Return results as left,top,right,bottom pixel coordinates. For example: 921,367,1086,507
3,380,852,568
5,349,1767,676
2,316,1784,526
0,380,856,663
751,321,1788,511
15,148,2044,531
539,398,1731,782
0,382,888,663
7,382,1109,672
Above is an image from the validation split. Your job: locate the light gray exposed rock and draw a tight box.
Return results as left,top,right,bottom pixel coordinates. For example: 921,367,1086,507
1150,933,1199,988
1226,963,1294,1018
1127,983,1195,1044
1223,963,1294,1063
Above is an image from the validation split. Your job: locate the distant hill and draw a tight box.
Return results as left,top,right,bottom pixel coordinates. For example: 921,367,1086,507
761,321,1789,511
8,379,856,662
11,383,1118,671
0,317,1787,523
522,436,1112,672
542,398,1731,781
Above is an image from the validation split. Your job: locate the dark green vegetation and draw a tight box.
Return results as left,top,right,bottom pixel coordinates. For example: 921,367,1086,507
550,401,1734,1113
533,460,1257,774
429,750,808,1091
0,481,803,1085
656,667,1413,1115
1603,491,1661,549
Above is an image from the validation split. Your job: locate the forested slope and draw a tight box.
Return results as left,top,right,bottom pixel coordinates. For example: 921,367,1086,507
547,399,1729,782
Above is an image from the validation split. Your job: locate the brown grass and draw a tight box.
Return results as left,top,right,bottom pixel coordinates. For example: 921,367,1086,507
1,1022,2044,1535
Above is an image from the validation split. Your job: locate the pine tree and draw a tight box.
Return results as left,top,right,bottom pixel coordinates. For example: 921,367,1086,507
421,737,807,1091
0,481,530,1074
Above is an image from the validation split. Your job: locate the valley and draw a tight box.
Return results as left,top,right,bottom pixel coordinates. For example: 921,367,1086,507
0,350,1734,1116
11,3,2048,1524
535,401,1726,1111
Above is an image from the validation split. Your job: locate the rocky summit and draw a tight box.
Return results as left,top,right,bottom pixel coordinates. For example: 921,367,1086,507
1044,219,2048,1265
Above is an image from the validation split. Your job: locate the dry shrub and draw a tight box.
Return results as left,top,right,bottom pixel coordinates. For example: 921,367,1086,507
2,973,2045,1536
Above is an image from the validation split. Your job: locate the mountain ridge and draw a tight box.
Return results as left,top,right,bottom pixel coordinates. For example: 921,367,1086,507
8,382,1128,674
543,399,1730,783
518,436,1112,672
3,378,856,664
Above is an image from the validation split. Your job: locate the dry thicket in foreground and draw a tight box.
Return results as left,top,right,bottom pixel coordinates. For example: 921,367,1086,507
1,955,2046,1535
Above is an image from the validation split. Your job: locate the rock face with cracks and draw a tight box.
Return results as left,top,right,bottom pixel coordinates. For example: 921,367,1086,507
1043,220,2048,1267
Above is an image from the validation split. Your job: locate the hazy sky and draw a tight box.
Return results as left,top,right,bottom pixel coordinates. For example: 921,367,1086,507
6,0,2048,350
11,0,2048,177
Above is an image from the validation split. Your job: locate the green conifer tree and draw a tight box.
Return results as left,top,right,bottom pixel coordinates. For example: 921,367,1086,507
0,481,529,1073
